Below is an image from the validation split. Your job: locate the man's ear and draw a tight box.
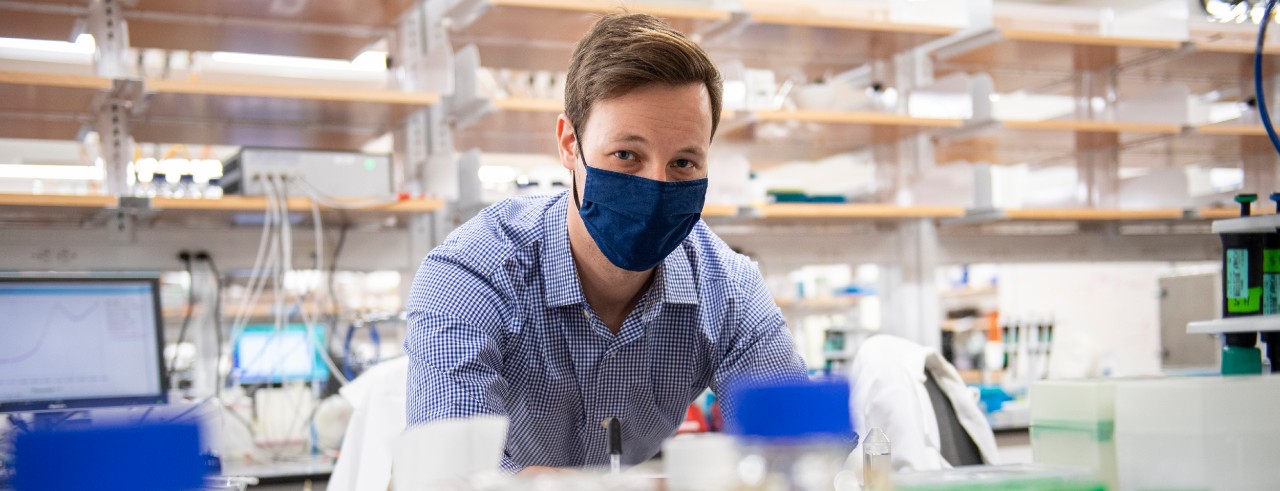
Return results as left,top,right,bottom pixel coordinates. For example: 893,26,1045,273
556,114,578,172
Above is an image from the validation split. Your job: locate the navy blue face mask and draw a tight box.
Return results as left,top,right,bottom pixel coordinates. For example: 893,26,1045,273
573,135,708,272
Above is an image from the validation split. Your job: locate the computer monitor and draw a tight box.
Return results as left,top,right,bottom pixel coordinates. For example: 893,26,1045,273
0,277,168,413
231,324,330,384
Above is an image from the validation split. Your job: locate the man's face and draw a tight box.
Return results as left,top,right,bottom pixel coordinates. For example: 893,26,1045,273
562,82,713,192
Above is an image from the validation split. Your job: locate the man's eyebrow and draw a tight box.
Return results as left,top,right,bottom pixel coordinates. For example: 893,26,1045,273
609,134,706,157
610,133,649,144
677,146,706,157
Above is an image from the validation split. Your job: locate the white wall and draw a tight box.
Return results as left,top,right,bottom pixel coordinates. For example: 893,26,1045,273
997,263,1166,378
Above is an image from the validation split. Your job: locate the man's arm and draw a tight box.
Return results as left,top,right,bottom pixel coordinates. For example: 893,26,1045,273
709,261,809,429
404,253,520,471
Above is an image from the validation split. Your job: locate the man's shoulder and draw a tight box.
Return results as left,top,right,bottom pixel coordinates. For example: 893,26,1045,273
427,193,564,275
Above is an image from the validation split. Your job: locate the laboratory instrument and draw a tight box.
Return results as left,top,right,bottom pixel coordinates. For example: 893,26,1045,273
0,276,167,414
231,324,330,385
1187,194,1280,374
220,148,392,199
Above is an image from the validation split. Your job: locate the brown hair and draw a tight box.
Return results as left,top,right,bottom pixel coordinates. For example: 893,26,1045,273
564,12,723,140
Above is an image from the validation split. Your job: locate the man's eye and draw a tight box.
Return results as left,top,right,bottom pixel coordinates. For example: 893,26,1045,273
613,151,635,161
673,159,696,169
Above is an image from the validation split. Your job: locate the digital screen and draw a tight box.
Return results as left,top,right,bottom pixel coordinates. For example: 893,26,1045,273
232,324,329,384
0,278,166,411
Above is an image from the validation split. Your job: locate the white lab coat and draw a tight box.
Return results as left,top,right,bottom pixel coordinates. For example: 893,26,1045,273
328,356,410,491
847,334,999,478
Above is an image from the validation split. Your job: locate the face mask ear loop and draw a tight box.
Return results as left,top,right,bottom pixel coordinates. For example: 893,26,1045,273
572,125,586,210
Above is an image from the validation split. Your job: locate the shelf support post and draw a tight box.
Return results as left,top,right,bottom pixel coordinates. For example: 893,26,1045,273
92,79,144,197
874,44,942,350
86,0,130,79
1074,46,1120,208
880,219,942,350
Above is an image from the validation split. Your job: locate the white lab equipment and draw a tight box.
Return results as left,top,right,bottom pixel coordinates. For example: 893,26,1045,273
1114,376,1280,491
846,334,1000,481
662,433,740,491
392,415,509,491
327,356,409,491
1029,379,1118,490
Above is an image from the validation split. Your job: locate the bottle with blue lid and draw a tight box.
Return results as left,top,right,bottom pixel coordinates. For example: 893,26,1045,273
730,378,859,490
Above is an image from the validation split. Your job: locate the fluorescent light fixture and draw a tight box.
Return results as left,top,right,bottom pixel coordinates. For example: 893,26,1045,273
0,33,95,54
210,50,386,72
352,50,388,71
0,164,104,181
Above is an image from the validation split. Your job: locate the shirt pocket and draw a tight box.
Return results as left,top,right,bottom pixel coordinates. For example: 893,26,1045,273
519,354,580,419
647,342,706,417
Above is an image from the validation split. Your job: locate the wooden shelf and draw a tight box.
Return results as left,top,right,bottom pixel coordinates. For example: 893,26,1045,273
938,119,1193,167
0,193,114,208
701,203,739,218
152,195,442,213
488,0,726,20
754,110,961,128
774,296,861,311
941,286,998,299
453,0,952,75
0,0,417,59
145,79,438,106
731,0,955,76
0,193,443,226
0,70,437,150
747,12,955,35
1001,29,1183,50
1002,208,1185,221
1196,207,1248,220
1001,119,1183,134
1195,124,1266,138
491,97,564,113
758,203,966,219
451,0,726,71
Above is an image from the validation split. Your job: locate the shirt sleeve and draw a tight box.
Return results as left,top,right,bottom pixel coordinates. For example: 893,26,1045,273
710,260,809,429
404,251,512,441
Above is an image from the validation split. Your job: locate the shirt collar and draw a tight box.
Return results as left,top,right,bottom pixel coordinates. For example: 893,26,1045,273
541,192,585,309
657,240,699,306
540,191,700,308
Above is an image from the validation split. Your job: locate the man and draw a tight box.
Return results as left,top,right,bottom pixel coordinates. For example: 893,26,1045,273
405,12,807,473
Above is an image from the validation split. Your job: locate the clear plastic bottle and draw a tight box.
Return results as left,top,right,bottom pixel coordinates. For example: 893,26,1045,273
150,173,169,198
173,175,196,198
204,178,223,199
732,379,859,491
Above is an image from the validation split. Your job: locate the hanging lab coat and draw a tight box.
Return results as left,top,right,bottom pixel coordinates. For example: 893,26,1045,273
328,356,410,491
847,334,1000,479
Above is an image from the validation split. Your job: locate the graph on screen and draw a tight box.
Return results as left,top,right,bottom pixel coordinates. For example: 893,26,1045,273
0,281,162,406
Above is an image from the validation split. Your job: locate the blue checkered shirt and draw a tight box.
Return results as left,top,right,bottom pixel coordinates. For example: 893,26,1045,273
404,191,807,472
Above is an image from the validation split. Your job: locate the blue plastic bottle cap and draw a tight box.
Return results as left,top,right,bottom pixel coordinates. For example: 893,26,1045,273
731,379,854,440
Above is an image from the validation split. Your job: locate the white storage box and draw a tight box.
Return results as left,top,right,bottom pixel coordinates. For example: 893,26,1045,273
1114,376,1280,491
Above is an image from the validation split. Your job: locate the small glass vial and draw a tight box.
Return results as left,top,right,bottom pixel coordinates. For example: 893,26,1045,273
862,428,891,491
